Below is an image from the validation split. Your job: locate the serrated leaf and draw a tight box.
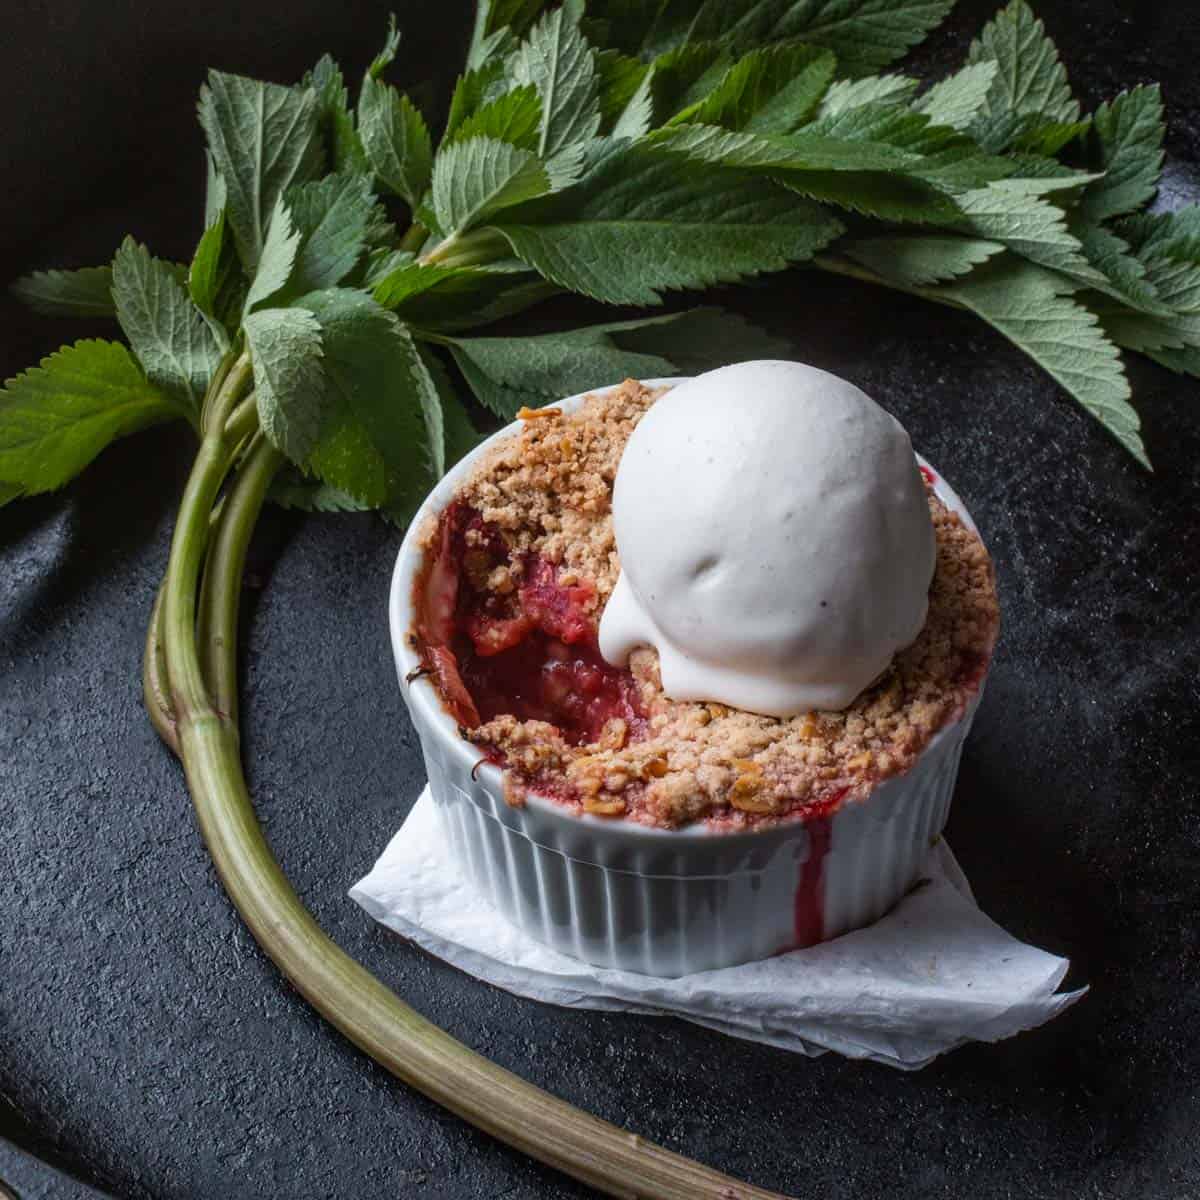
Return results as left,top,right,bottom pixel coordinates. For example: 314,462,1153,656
112,238,222,415
955,183,1099,281
11,266,116,319
511,3,601,157
417,344,483,473
0,340,182,496
968,0,1080,153
188,210,233,351
294,289,430,515
432,136,551,237
651,42,732,124
270,474,372,513
1014,117,1088,156
204,154,227,229
368,14,401,80
915,61,997,132
1079,85,1165,222
243,306,326,463
304,54,367,174
599,306,792,371
595,50,649,132
1073,223,1172,316
358,78,433,209
652,124,961,224
1116,207,1200,258
1137,239,1200,313
468,0,548,68
445,61,508,141
818,74,917,118
684,42,836,134
844,235,1005,286
197,71,321,271
448,84,542,148
448,327,675,418
0,482,22,507
493,143,843,305
682,0,956,76
612,66,655,140
285,172,375,293
936,259,1145,466
243,195,300,315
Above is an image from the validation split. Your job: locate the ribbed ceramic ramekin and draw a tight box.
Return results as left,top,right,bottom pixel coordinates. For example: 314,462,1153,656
389,380,990,977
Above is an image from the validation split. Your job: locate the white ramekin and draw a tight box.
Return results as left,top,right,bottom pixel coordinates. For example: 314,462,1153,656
389,380,990,977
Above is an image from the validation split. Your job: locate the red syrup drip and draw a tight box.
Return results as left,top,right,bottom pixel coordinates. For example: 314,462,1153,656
792,787,847,948
919,464,937,486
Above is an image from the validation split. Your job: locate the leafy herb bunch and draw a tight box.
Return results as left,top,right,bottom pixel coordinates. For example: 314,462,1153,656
1,1,1193,1197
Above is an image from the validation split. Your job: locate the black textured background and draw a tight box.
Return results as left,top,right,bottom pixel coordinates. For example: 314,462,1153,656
3,2,1199,1198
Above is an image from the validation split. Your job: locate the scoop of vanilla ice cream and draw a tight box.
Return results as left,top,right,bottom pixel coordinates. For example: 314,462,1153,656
598,361,936,716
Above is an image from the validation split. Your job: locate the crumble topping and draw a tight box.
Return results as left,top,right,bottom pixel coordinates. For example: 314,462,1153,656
414,380,999,830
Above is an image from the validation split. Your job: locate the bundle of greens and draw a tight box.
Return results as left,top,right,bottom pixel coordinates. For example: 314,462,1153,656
2,1,1192,1196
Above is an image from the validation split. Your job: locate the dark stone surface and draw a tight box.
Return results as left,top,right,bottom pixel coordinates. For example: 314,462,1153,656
2,2,1199,1198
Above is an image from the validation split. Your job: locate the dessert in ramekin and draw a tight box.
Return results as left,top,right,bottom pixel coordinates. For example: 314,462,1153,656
390,370,998,976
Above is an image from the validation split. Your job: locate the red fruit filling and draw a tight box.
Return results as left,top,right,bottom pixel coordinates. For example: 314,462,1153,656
413,502,646,746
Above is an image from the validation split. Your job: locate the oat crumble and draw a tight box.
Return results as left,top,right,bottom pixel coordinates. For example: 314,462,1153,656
414,380,999,830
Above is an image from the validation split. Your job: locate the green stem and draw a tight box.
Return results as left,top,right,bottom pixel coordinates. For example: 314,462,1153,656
197,433,282,725
202,352,252,436
419,228,508,269
142,584,179,757
399,222,428,254
150,415,791,1200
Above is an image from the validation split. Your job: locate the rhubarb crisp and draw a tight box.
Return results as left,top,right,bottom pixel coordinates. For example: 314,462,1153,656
411,380,999,830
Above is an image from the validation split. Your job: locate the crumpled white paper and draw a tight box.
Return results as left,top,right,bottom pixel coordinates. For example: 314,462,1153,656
350,787,1086,1070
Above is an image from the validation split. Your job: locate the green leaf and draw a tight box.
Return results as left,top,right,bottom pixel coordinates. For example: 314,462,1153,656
270,475,372,513
432,137,551,237
11,266,116,319
1137,239,1200,313
967,0,1080,152
685,42,836,134
358,78,433,209
1079,85,1165,222
511,3,601,157
448,84,542,148
935,259,1145,466
1014,117,1088,156
1117,207,1200,258
294,289,430,515
493,144,843,305
844,235,1006,286
468,0,548,69
1073,223,1172,316
651,42,732,124
914,61,998,132
445,61,508,141
611,63,655,140
188,210,234,351
285,172,376,293
0,482,23,507
197,71,321,271
0,340,182,496
243,306,326,463
368,14,401,80
243,196,300,315
304,54,367,174
598,306,792,371
652,124,961,224
595,50,650,133
448,327,675,418
204,154,227,229
419,346,484,469
955,183,1099,281
112,238,222,415
818,74,917,118
410,342,446,480
684,0,957,76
